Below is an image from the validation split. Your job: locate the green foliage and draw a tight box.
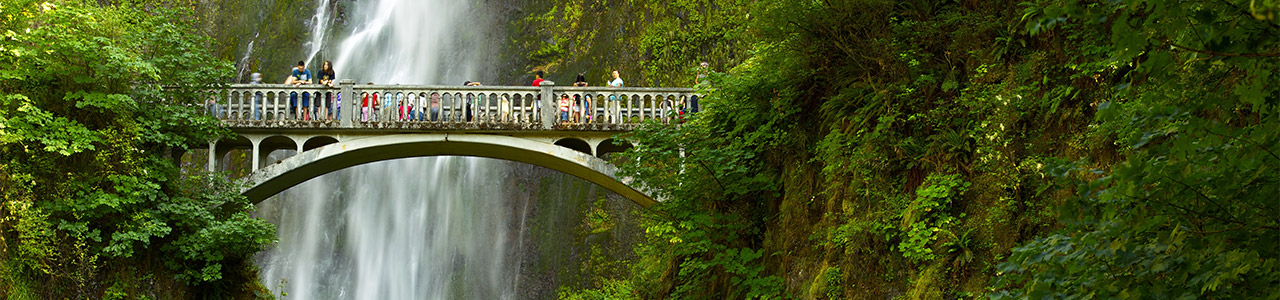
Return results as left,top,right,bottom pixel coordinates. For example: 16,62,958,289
0,0,274,297
821,267,843,299
510,0,750,86
898,174,969,262
558,0,1276,298
992,0,1280,298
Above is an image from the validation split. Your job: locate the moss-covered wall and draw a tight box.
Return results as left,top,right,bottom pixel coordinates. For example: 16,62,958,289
197,0,332,83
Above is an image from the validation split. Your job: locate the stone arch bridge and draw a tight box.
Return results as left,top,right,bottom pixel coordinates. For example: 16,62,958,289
203,81,699,207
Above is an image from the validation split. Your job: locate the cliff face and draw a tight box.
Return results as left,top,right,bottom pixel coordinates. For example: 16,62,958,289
506,1,1112,299
198,0,328,83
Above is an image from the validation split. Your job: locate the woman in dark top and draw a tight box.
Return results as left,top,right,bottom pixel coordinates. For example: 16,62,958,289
573,73,589,87
318,60,337,118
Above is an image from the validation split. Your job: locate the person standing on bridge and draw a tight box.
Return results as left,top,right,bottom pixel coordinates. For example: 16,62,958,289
559,93,572,122
361,91,374,122
607,70,624,123
429,92,441,122
318,60,337,120
573,73,590,123
286,61,313,120
609,70,624,88
691,61,710,114
250,72,264,120
532,70,546,87
464,81,481,122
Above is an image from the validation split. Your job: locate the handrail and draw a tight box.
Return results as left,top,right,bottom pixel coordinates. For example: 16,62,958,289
204,80,701,130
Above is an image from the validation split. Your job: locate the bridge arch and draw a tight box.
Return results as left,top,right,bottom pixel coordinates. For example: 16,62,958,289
242,134,656,207
256,135,298,169
597,138,632,159
554,138,593,156
303,136,339,151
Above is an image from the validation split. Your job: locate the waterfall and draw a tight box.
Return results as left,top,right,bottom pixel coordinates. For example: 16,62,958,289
255,157,522,299
328,0,487,85
253,1,533,299
303,0,331,67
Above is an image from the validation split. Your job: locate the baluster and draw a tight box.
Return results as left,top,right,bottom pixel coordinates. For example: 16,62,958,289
649,94,656,122
451,92,458,123
269,91,277,121
229,91,239,120
420,92,428,123
637,93,645,121
324,90,332,122
477,92,485,123
629,94,636,123
275,91,283,121
240,90,248,120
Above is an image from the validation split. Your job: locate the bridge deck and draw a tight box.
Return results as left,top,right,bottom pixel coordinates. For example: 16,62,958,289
208,81,700,131
201,82,690,205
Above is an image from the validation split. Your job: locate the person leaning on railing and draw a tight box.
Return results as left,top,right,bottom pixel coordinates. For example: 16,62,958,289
319,61,336,119
285,61,313,120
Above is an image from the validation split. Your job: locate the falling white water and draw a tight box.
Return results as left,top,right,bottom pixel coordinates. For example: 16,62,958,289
329,0,484,84
303,0,332,66
255,157,520,299
254,0,522,299
236,34,258,82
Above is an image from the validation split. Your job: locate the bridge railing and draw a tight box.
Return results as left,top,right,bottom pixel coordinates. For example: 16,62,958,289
208,80,700,130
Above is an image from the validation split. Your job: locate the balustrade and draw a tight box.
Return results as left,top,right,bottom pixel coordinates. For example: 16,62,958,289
208,82,699,130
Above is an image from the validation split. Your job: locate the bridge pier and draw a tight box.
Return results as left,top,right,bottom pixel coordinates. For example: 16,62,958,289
251,138,261,171
207,141,216,172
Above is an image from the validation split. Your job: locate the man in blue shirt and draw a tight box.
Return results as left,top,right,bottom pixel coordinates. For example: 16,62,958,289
287,61,312,120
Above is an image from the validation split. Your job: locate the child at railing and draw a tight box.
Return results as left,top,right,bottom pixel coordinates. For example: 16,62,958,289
559,94,571,122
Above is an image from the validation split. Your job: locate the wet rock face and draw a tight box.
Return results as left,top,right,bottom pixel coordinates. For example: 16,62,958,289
201,0,350,83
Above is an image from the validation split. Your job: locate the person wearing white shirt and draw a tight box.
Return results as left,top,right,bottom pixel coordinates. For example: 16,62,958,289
607,70,624,123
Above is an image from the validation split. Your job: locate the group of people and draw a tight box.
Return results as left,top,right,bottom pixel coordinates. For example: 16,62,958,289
225,60,711,124
281,60,338,121
358,84,473,123
234,60,340,121
541,70,628,123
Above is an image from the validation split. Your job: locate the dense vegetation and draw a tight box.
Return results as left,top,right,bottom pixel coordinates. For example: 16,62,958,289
2,0,1277,298
550,0,1279,299
0,0,274,298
